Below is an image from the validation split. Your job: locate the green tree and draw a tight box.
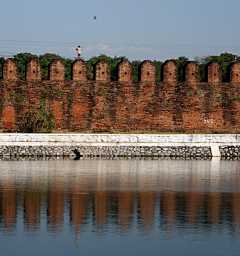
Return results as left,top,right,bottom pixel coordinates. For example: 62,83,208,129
170,56,189,81
64,58,74,80
132,60,142,82
14,52,38,78
153,60,163,81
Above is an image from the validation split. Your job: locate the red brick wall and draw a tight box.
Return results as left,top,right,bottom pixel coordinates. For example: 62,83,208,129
93,60,110,82
1,58,240,133
71,59,88,81
2,59,18,80
25,58,42,81
1,79,240,133
48,60,65,80
139,60,155,82
117,60,133,82
206,61,222,83
162,60,178,83
184,61,200,83
230,62,240,83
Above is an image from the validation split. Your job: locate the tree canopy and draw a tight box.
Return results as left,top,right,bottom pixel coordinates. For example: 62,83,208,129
170,56,189,81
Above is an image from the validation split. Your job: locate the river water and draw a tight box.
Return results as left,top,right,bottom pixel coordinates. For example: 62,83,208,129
0,158,240,256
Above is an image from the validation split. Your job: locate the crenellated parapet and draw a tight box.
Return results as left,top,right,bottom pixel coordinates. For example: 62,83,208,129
1,58,240,83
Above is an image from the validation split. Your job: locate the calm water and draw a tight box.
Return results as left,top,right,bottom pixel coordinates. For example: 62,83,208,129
0,158,240,256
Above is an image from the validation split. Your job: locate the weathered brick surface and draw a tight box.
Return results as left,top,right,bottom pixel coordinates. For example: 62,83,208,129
139,60,155,82
1,58,240,133
94,60,110,81
26,58,42,81
0,79,240,133
48,60,65,80
71,59,88,81
230,62,240,83
184,61,200,83
206,61,222,83
2,58,18,80
117,59,133,82
162,60,178,83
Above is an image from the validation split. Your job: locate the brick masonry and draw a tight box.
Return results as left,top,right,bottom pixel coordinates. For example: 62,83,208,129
205,61,222,83
2,58,18,80
71,59,88,81
1,58,240,133
117,59,133,82
48,59,65,80
25,58,42,81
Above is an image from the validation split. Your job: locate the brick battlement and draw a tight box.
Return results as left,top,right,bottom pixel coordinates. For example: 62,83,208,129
2,58,240,83
1,58,240,132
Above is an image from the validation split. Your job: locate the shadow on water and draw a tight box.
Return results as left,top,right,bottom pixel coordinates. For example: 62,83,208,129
72,149,83,160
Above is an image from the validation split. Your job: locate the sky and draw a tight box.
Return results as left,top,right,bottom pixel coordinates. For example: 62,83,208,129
0,0,240,62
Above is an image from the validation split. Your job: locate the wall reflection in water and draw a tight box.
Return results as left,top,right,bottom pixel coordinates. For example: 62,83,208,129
0,159,240,239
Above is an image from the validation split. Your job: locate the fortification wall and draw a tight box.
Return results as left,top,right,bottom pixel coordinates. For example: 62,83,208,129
1,58,240,133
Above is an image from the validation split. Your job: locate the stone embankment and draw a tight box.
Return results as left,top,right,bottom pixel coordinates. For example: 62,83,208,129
0,134,240,159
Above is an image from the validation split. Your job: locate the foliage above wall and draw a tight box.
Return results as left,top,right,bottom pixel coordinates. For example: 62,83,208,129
0,52,239,82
